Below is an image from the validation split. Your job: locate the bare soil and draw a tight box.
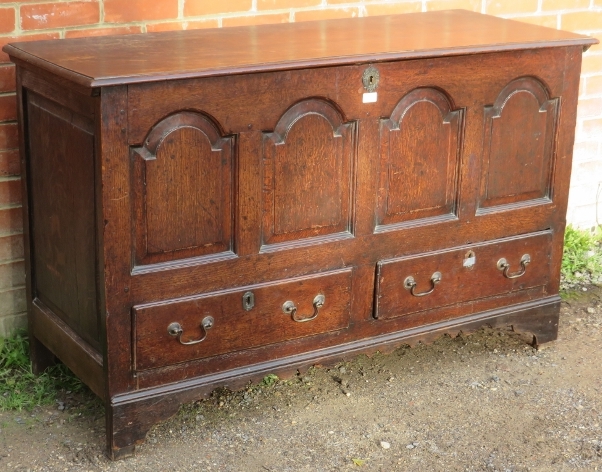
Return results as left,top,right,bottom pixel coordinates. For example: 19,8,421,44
1,287,601,471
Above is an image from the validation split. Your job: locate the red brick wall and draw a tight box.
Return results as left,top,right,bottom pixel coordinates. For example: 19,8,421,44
0,0,600,335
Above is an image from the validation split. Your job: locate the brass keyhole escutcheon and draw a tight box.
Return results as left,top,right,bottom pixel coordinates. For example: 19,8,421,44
362,66,380,92
242,291,255,311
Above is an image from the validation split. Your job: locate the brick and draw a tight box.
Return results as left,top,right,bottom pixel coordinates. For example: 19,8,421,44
568,203,598,227
0,312,27,338
0,122,17,148
21,2,99,31
184,0,251,17
0,150,19,177
0,260,24,289
0,287,26,318
585,75,602,96
567,184,597,207
258,0,321,9
65,26,142,38
577,97,602,120
0,93,16,122
0,65,15,93
513,15,558,29
571,140,599,162
542,0,590,10
0,33,61,63
296,7,360,22
0,7,15,34
576,158,602,178
0,206,22,234
223,13,290,28
146,19,219,32
0,178,21,206
581,54,602,74
485,0,538,15
426,0,481,13
0,234,23,261
104,0,177,22
561,11,602,32
581,117,602,138
365,2,422,16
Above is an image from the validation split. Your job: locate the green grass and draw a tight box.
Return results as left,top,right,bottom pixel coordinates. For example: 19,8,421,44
561,225,602,284
0,330,86,411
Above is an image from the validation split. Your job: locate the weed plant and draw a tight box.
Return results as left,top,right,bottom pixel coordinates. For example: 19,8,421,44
561,225,602,284
0,330,85,411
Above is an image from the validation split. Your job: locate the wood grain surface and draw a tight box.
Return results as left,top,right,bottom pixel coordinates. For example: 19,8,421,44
3,10,597,87
8,11,593,459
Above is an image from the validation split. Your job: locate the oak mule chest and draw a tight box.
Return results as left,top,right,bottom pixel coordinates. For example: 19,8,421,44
4,10,596,459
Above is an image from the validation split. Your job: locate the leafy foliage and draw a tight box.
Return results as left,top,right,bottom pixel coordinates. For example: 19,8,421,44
0,330,85,411
261,374,279,387
561,225,602,284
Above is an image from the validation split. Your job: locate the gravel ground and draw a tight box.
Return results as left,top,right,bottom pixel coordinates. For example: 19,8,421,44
1,286,601,471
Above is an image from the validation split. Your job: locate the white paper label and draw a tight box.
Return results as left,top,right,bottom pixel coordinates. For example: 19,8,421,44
463,256,476,268
362,92,377,103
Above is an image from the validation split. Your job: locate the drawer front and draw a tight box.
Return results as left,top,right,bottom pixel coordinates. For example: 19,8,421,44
375,231,552,320
134,268,353,370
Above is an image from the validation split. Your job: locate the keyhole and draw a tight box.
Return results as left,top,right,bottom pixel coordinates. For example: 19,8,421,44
242,291,255,311
369,75,374,84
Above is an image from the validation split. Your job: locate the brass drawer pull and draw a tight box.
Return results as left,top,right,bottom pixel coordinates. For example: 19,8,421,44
282,294,325,323
167,316,214,345
497,254,530,279
404,272,442,297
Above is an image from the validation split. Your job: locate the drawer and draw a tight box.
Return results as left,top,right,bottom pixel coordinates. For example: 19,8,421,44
374,231,552,320
133,268,353,370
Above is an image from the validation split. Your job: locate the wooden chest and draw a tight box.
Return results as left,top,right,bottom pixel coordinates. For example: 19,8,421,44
4,10,596,459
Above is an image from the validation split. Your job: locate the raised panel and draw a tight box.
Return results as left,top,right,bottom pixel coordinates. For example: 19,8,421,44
26,91,99,348
377,88,463,230
261,99,356,249
479,77,559,212
132,112,235,267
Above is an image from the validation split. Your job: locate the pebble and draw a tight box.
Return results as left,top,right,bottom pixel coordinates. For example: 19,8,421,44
381,441,391,449
587,307,595,314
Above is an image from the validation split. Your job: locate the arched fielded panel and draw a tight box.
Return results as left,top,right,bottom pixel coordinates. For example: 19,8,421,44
479,77,559,212
262,99,356,248
132,112,235,266
377,88,463,229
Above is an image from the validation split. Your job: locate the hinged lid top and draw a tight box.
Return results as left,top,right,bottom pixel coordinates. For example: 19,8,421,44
3,10,597,88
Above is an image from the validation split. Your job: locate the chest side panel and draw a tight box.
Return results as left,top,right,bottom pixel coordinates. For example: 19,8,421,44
24,80,99,350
